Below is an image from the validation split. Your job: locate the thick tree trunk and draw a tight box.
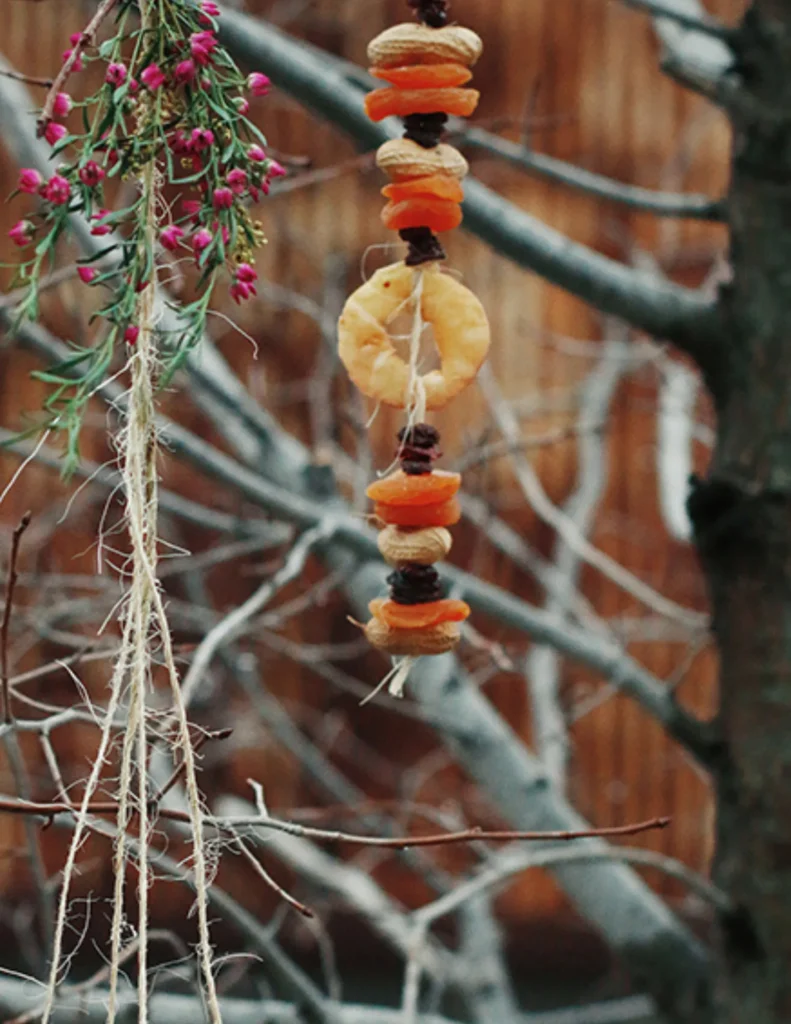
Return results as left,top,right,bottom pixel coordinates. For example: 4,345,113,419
689,3,791,1019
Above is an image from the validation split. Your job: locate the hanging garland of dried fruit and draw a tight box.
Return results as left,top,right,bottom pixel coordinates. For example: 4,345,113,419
338,0,488,696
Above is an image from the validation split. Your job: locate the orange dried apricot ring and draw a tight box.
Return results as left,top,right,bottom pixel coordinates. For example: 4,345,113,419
374,497,461,527
367,468,461,506
382,174,464,203
382,197,462,233
364,87,480,122
369,597,471,629
369,63,473,88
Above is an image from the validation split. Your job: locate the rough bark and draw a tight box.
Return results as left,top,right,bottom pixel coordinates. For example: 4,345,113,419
689,3,791,1019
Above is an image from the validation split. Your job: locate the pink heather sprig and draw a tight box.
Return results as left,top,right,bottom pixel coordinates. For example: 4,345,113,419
10,0,275,465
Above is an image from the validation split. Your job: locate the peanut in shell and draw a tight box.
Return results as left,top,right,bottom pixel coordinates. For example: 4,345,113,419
367,24,483,69
376,139,469,182
364,617,460,657
377,525,453,566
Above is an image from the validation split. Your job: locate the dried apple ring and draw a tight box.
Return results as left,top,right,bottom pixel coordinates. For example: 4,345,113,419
374,497,461,527
369,597,471,629
337,261,490,410
382,174,464,203
382,197,462,233
367,468,460,506
369,63,473,88
364,87,479,122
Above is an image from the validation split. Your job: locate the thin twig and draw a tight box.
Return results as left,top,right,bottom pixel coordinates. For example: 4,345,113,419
37,0,120,131
152,727,232,803
0,68,52,87
0,796,670,847
1,511,31,724
232,836,315,918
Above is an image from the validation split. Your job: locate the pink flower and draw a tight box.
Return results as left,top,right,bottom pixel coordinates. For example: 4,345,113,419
232,96,250,115
226,168,247,194
201,1,221,14
124,326,139,345
43,174,70,205
128,78,139,95
190,127,214,151
230,263,258,303
44,122,67,146
192,228,212,255
62,50,84,72
247,144,266,162
18,168,42,194
77,266,97,284
8,220,33,248
212,186,233,210
160,225,185,251
190,30,218,66
230,281,255,304
53,92,72,119
174,59,196,85
235,263,257,284
90,209,113,236
210,221,230,244
182,199,203,219
79,161,105,187
266,159,286,179
169,130,190,154
247,72,271,97
69,33,82,45
106,62,127,86
106,149,119,168
141,64,166,91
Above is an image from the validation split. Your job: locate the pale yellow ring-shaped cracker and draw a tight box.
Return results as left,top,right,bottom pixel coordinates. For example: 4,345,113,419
337,262,490,410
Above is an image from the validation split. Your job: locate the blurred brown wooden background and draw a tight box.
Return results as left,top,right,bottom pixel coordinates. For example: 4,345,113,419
0,0,742,952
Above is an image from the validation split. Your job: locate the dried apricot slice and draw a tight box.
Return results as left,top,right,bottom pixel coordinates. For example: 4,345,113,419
382,174,464,203
382,197,462,233
364,87,480,122
369,597,471,629
374,497,461,527
367,469,461,506
369,63,472,88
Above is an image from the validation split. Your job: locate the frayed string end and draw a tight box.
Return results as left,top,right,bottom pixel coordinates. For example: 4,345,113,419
359,655,417,707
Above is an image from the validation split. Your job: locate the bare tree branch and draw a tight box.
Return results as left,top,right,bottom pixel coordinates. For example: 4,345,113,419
214,11,723,365
458,126,724,220
0,974,659,1024
619,0,735,39
338,565,713,1011
7,311,719,771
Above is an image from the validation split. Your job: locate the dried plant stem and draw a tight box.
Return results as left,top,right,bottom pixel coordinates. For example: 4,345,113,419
104,153,158,1024
40,640,131,1024
108,131,223,1024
